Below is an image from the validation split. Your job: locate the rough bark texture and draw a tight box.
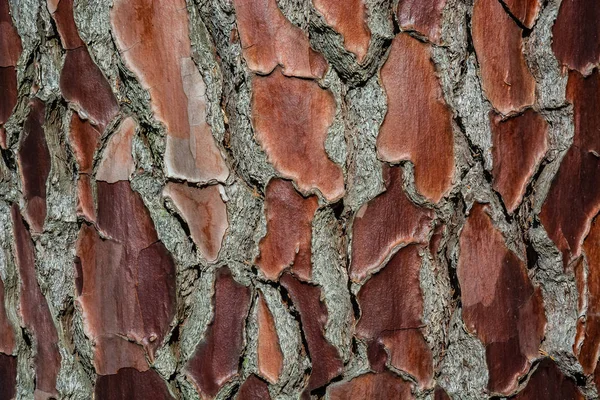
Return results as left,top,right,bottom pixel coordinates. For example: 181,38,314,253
0,0,597,398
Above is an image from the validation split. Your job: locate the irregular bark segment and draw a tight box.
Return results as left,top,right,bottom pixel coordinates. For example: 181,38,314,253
252,69,344,202
163,183,228,262
0,278,15,355
503,0,541,29
111,0,228,183
95,368,174,400
233,0,327,78
255,179,318,281
327,371,414,400
97,117,136,183
312,0,371,62
256,293,283,383
77,181,177,375
0,67,17,148
513,358,583,399
490,109,548,213
377,34,454,202
186,267,252,398
356,245,433,388
552,0,600,76
471,0,536,115
47,0,85,50
0,0,21,148
18,99,50,234
350,165,433,282
0,354,17,400
397,0,447,43
280,273,343,393
539,70,600,265
435,386,451,400
11,205,61,398
458,203,546,395
236,375,272,400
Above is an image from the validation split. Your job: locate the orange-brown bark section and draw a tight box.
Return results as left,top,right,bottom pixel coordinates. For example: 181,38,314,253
513,359,583,400
96,117,136,183
11,205,61,398
47,0,84,50
252,69,344,202
280,273,343,393
0,1,21,149
233,0,327,79
471,0,536,115
503,0,541,29
236,375,272,400
552,0,600,76
186,267,251,398
94,368,173,400
163,183,228,263
0,278,15,355
490,109,548,213
76,181,177,375
458,203,546,395
539,70,600,266
350,165,433,282
377,33,454,203
327,371,414,400
356,245,433,388
111,0,228,183
0,354,17,400
18,99,50,234
312,0,371,62
255,179,318,281
397,0,447,43
256,293,283,384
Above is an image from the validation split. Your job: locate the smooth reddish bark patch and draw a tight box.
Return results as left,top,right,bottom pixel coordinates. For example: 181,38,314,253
356,245,433,388
252,69,344,202
256,293,283,384
503,0,541,29
96,117,136,183
11,205,61,398
18,99,50,234
458,203,546,395
539,70,600,266
47,0,85,50
280,273,343,393
472,0,536,115
0,0,22,67
490,109,548,213
163,183,228,263
233,0,327,78
552,0,600,76
186,267,251,398
111,0,228,183
95,368,173,399
236,375,272,400
255,179,318,281
377,33,454,202
0,354,17,400
513,358,583,399
60,47,119,131
327,371,414,400
312,0,371,62
397,0,447,43
77,181,177,375
350,165,433,282
0,278,15,355
435,386,451,400
0,67,17,149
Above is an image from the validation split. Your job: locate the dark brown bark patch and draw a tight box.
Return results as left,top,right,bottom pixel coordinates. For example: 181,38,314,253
186,267,252,398
255,179,318,281
111,0,229,183
513,358,583,399
396,0,447,44
251,70,344,202
471,0,536,115
280,273,343,394
0,1,22,67
503,0,541,29
377,33,454,203
236,374,272,400
11,205,61,398
96,117,136,183
327,371,414,400
18,99,50,234
94,368,174,400
355,245,433,388
434,385,451,400
458,203,546,395
0,67,17,149
0,354,17,400
539,70,600,266
233,0,327,79
47,0,85,50
163,183,228,263
256,292,283,384
490,109,548,213
0,278,15,356
312,0,371,62
350,165,433,282
552,0,600,76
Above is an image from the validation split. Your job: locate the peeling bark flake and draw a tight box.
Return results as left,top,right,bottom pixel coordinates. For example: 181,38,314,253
256,292,283,384
396,0,447,44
